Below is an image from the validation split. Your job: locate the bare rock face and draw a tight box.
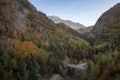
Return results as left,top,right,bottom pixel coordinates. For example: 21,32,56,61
67,63,88,71
50,74,64,80
38,74,64,80
93,3,120,31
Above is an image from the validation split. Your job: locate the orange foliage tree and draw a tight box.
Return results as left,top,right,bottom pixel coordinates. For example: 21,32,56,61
11,39,38,57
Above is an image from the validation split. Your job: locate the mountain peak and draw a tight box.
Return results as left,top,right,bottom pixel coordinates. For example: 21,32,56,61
51,15,61,19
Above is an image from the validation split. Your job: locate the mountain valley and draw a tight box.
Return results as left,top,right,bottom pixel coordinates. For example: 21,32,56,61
0,0,120,80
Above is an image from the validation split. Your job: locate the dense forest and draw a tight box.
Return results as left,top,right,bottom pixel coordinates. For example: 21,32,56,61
0,0,120,80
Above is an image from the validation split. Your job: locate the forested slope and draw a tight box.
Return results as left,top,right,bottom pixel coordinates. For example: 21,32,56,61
0,0,91,80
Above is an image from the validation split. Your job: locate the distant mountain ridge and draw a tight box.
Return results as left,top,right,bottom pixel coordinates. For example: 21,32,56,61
79,26,94,34
48,16,86,29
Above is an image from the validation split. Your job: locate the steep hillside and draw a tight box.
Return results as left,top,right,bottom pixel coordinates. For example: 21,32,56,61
48,16,86,29
76,3,120,80
83,3,120,45
95,23,120,50
91,3,120,48
0,0,91,80
93,3,120,31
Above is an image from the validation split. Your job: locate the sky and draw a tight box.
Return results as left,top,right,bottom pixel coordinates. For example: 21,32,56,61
29,0,120,26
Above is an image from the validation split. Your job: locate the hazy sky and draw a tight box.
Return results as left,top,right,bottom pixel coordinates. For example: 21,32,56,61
29,0,120,26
